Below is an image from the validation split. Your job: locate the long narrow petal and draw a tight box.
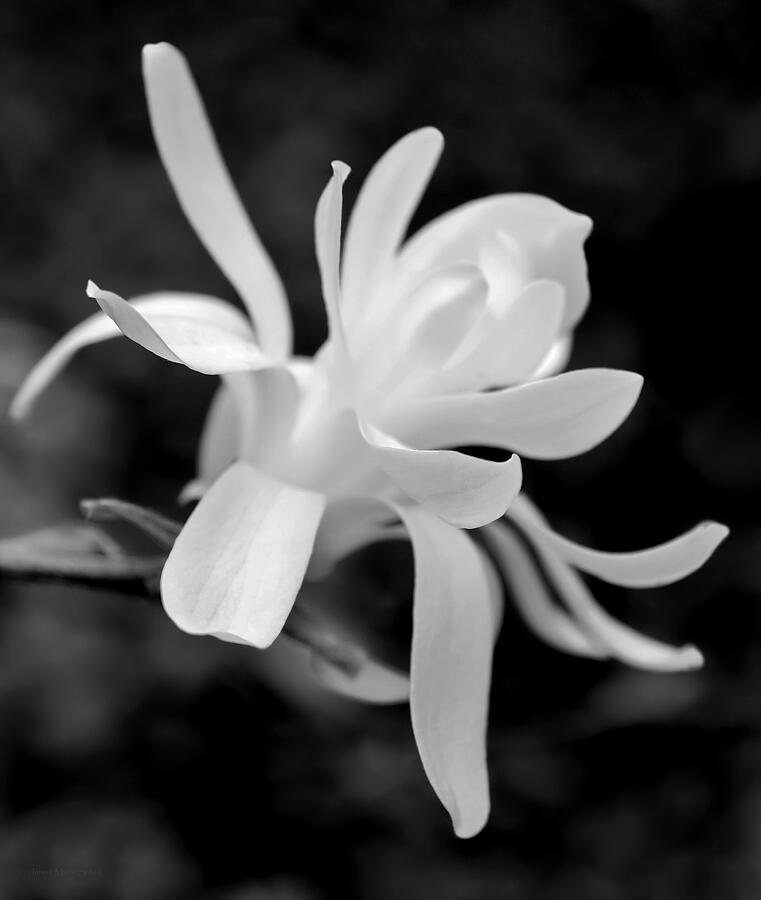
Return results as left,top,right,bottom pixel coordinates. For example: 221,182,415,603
362,421,522,528
341,128,444,332
88,282,272,374
391,501,495,839
10,291,248,418
314,162,352,368
533,544,704,671
481,523,608,658
161,462,325,648
142,42,292,358
509,495,729,588
399,193,592,330
197,382,239,482
384,368,643,460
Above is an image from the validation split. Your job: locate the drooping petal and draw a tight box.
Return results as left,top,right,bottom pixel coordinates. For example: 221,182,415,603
314,162,352,370
161,462,325,648
142,42,292,358
532,542,704,672
509,494,729,589
391,501,495,839
312,653,411,704
399,194,592,330
88,282,272,374
481,523,607,658
307,497,405,580
10,291,250,418
362,421,522,528
341,127,444,334
384,368,643,460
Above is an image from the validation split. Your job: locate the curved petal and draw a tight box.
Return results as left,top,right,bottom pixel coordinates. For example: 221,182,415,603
88,281,272,374
509,495,729,589
384,368,643,460
530,333,573,380
362,421,522,528
197,382,239,484
391,501,495,839
312,653,410,704
142,42,292,358
341,127,444,334
445,279,566,390
161,462,325,648
315,161,352,370
533,543,704,672
481,523,607,658
399,194,592,330
10,290,249,418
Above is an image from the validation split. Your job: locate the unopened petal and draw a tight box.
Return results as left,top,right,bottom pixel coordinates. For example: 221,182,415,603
88,282,271,374
400,193,592,330
142,42,292,358
362,421,522,528
481,523,607,658
391,502,494,838
509,494,729,588
385,368,643,460
161,462,325,648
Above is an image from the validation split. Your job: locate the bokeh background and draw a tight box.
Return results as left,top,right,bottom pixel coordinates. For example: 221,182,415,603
1,1,760,897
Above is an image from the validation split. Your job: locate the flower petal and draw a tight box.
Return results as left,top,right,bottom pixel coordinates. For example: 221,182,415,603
341,127,444,335
142,42,292,358
10,291,247,418
311,653,411,704
445,279,566,390
314,162,352,369
533,545,704,672
399,194,592,330
362,421,522,528
385,368,643,460
391,501,495,838
88,281,272,374
161,462,325,648
509,495,729,588
481,523,607,658
197,382,239,484
530,333,573,380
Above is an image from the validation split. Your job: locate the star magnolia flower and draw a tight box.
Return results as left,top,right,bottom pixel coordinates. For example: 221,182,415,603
11,43,728,839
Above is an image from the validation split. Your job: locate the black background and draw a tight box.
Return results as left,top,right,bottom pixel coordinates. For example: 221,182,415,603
1,1,760,898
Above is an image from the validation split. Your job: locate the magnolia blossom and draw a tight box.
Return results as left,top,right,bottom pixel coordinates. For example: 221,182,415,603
11,43,728,839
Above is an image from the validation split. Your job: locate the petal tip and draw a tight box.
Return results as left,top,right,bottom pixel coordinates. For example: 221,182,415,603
330,160,351,181
85,280,99,299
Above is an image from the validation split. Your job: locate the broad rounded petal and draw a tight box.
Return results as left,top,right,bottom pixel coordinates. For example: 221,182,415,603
447,279,566,390
312,653,410,704
314,162,352,367
533,543,704,672
509,495,729,589
10,290,243,418
481,523,607,658
391,502,494,839
399,194,592,330
385,368,643,460
341,127,444,332
362,421,522,528
307,497,405,580
161,462,325,648
88,282,272,374
142,42,292,358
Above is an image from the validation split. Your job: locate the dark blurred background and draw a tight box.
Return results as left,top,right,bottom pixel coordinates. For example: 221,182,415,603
1,1,760,897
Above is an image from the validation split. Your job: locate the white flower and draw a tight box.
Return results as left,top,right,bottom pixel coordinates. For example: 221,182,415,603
10,43,728,839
